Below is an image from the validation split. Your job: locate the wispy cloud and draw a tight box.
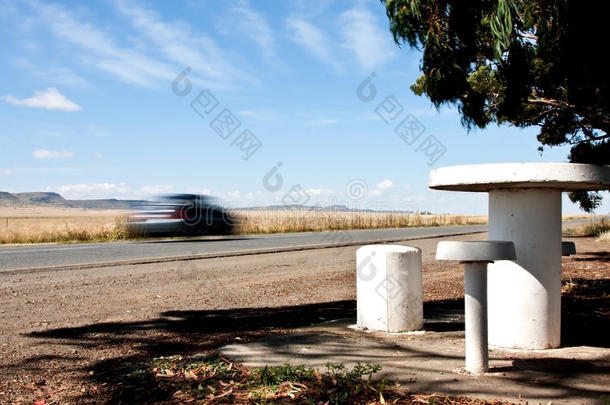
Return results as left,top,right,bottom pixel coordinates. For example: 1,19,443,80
114,0,258,88
33,149,74,159
30,0,175,87
27,0,256,89
13,58,90,88
339,7,395,70
238,109,288,123
233,0,275,57
285,17,341,71
1,167,81,175
3,88,82,111
305,118,341,127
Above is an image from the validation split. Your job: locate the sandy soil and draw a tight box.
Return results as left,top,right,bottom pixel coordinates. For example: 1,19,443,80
0,233,607,403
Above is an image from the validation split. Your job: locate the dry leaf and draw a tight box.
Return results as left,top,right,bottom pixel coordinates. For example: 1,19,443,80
156,370,175,378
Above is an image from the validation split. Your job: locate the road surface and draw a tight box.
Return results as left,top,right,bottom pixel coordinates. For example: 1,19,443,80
0,225,487,272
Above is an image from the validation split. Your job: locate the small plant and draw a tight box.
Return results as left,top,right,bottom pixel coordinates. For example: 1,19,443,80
102,355,514,404
251,363,315,387
598,230,610,242
575,218,610,237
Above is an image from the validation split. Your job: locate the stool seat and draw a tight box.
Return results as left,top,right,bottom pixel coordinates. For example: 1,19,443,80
436,241,516,262
435,240,516,374
561,241,576,256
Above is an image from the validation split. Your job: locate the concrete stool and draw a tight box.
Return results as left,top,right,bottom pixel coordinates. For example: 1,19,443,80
436,241,516,373
356,245,423,333
562,241,576,256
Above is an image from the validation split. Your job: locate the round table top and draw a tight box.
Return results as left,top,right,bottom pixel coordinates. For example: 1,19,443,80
429,163,610,192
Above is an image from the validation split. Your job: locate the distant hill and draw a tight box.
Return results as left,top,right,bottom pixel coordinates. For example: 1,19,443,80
0,191,420,213
13,192,70,207
0,191,143,209
237,204,418,213
68,199,144,210
0,191,19,206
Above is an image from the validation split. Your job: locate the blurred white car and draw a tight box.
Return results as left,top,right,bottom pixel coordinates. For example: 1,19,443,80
126,194,238,236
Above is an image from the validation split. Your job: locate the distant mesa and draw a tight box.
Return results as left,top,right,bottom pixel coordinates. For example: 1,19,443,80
0,191,144,209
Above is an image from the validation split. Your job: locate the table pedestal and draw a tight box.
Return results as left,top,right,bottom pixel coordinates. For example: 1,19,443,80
465,262,489,373
487,188,562,349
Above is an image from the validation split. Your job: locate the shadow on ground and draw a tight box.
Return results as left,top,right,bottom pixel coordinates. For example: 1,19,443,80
561,278,610,347
20,278,609,403
572,251,610,262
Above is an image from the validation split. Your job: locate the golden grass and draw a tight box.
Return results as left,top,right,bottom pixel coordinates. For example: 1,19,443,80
599,230,610,242
4,207,605,245
0,215,129,244
566,218,610,237
0,208,490,245
0,206,127,218
233,210,488,234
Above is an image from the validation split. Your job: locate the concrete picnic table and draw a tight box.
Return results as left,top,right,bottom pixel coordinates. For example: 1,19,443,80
429,163,610,349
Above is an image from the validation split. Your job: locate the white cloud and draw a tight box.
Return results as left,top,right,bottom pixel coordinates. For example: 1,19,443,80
305,188,332,197
233,0,275,56
186,187,212,195
339,7,395,70
3,88,81,111
226,190,241,198
44,182,174,199
93,152,103,159
33,149,74,159
286,17,341,71
48,183,131,199
375,179,394,190
370,179,395,197
139,184,173,194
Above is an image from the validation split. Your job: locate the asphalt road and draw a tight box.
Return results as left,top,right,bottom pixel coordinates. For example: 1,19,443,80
0,225,488,272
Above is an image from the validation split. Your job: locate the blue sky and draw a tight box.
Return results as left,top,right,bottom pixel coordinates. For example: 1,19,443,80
0,0,605,214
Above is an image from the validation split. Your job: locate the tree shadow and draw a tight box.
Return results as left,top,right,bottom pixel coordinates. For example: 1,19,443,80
20,299,466,402
561,278,610,347
423,298,465,332
16,281,608,403
571,251,610,262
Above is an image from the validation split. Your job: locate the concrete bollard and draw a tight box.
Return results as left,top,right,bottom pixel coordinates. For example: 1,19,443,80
356,245,423,333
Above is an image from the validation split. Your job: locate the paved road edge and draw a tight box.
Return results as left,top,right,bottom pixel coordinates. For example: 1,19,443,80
0,229,486,276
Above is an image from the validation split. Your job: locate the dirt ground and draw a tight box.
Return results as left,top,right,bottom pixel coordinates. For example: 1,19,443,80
0,233,607,404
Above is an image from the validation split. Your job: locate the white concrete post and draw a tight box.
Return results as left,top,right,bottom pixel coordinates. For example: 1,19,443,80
487,188,562,349
356,245,423,332
464,262,488,373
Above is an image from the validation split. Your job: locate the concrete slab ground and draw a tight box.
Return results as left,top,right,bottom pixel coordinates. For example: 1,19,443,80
220,310,610,404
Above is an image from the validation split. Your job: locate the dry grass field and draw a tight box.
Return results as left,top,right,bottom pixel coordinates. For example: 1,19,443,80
0,206,490,245
235,210,488,234
1,207,603,245
0,207,128,244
